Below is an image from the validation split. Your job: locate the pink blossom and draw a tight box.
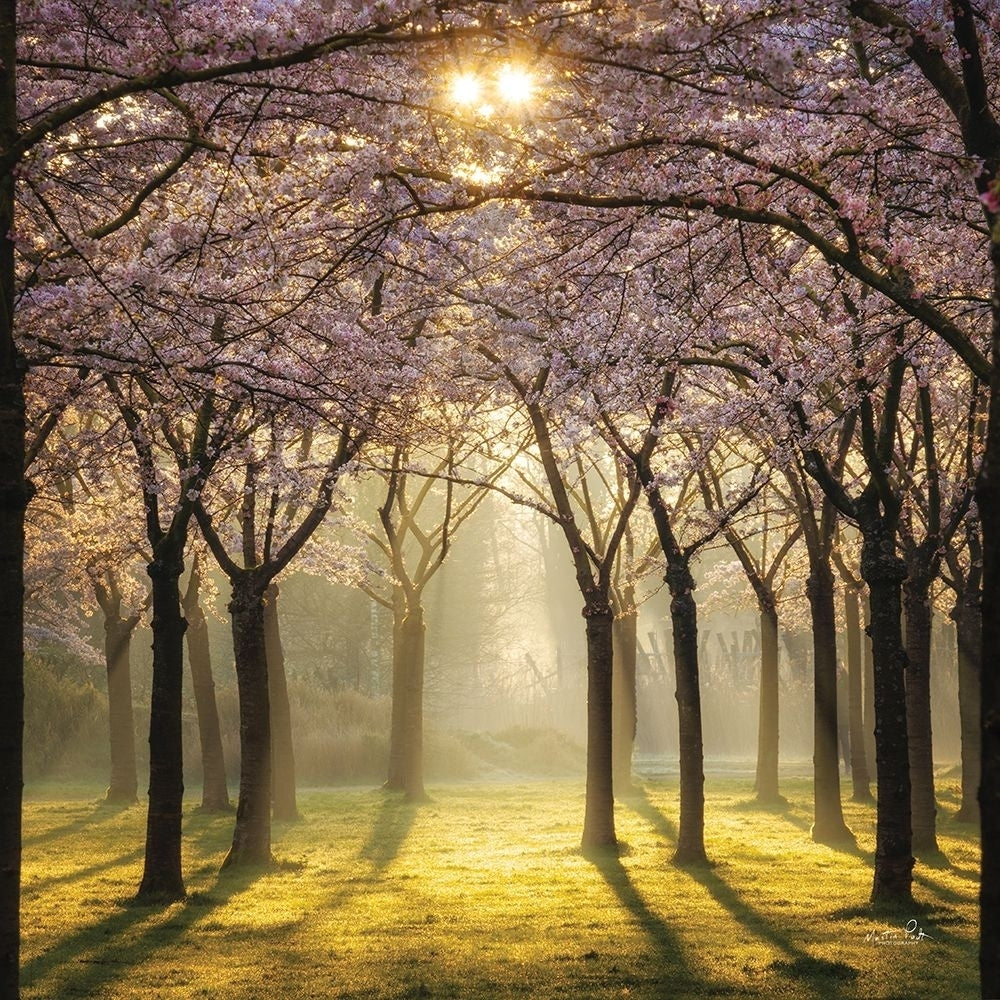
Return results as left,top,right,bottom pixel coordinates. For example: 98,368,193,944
981,183,1000,214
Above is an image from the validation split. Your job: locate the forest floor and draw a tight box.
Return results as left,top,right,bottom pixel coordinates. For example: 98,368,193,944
21,776,979,999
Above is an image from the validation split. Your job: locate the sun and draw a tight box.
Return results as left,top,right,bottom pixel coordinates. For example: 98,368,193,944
446,64,537,116
450,73,483,107
496,64,534,105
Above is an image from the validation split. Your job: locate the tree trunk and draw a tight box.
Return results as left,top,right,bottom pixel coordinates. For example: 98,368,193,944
386,597,428,802
612,606,638,797
667,558,707,865
805,559,853,844
223,572,273,869
979,237,1000,999
952,591,981,824
386,589,407,791
181,567,230,812
844,584,873,801
860,517,914,904
264,584,298,821
398,610,427,802
103,608,139,804
903,573,938,852
863,596,877,781
0,6,25,992
137,550,187,900
754,597,782,804
582,608,616,851
642,468,707,865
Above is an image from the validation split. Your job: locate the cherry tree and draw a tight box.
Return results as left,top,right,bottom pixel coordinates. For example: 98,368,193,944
437,194,763,857
494,371,646,851
88,563,147,804
361,414,513,802
194,416,368,866
697,451,802,806
4,5,998,998
181,550,231,813
488,7,998,978
832,529,875,803
18,380,152,804
896,356,979,852
943,515,983,825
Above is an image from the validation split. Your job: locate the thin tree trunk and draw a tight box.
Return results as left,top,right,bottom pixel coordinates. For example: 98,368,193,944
863,596,877,780
264,584,298,821
386,589,407,791
860,515,914,904
182,564,230,812
952,591,981,824
386,594,428,801
0,7,24,991
103,607,139,804
903,574,938,852
806,559,853,844
398,609,427,802
667,558,707,865
582,608,616,851
754,598,782,804
137,551,187,900
223,572,273,869
612,606,638,797
844,584,873,801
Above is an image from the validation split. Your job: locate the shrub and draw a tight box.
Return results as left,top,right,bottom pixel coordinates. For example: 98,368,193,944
24,648,108,780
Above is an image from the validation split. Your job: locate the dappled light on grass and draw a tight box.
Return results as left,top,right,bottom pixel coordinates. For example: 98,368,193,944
21,778,978,999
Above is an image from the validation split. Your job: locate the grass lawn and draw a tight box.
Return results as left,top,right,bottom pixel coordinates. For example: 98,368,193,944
21,776,980,999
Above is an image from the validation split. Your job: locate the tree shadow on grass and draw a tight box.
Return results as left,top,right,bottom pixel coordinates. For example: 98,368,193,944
183,807,241,855
22,866,269,998
359,794,418,873
23,847,145,895
912,867,981,910
914,847,952,870
22,799,136,849
730,796,812,833
730,796,872,862
590,853,711,996
622,786,679,844
809,833,871,862
943,863,979,882
319,794,420,915
681,864,859,1000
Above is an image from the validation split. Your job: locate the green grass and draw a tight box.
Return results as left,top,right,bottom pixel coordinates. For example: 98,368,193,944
21,777,980,999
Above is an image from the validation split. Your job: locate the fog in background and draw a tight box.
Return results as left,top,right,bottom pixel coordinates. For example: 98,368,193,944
23,489,963,788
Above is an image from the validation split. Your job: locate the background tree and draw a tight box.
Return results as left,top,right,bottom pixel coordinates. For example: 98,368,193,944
896,361,977,852
196,415,369,868
832,532,875,803
181,551,231,813
944,520,983,826
90,568,144,805
700,459,801,806
798,336,915,901
364,421,507,802
26,402,149,807
106,375,234,899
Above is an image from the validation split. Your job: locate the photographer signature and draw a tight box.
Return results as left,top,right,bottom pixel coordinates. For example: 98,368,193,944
865,919,934,945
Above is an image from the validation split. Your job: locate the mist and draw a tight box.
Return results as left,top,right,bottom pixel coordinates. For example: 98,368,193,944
23,488,964,791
